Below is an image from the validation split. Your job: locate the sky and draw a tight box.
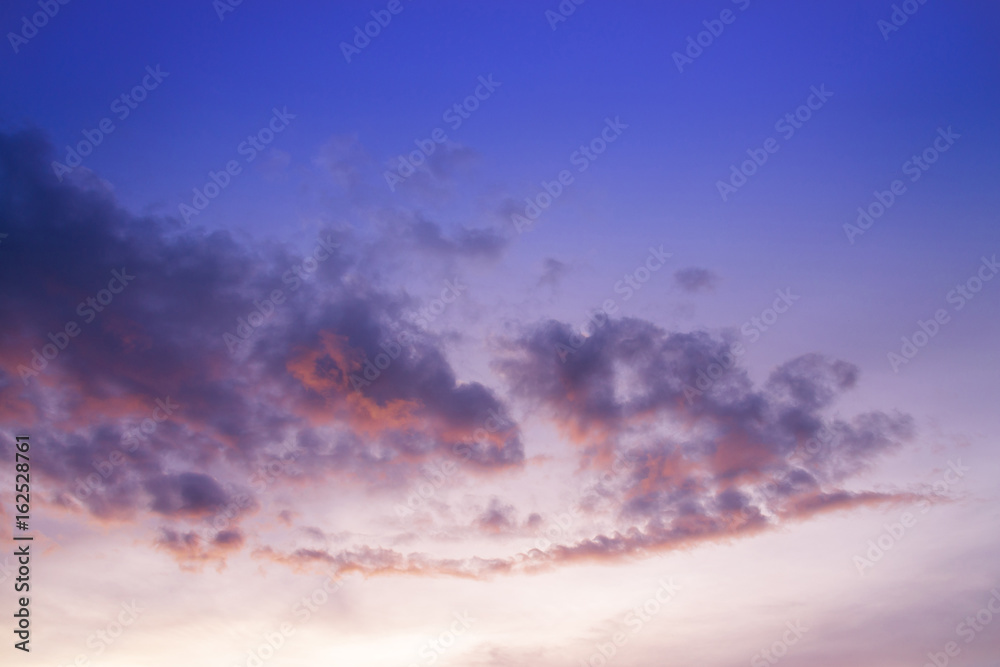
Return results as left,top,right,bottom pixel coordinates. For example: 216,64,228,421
1,1,999,665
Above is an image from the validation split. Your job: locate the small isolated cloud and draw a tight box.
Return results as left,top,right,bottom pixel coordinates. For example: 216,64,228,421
256,148,292,182
315,133,370,191
538,258,568,288
673,267,719,294
155,527,245,571
476,497,517,533
407,217,508,259
391,142,479,197
424,142,478,180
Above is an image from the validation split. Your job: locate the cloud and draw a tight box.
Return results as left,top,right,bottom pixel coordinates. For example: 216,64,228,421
253,313,924,583
673,267,719,293
393,142,479,195
0,129,923,578
256,148,293,182
315,133,370,193
154,527,246,570
253,487,921,581
493,316,917,539
403,217,507,259
538,258,568,288
476,498,517,533
144,472,230,518
0,129,523,561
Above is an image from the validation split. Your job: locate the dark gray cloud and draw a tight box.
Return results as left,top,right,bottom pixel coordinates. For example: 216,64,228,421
144,472,229,517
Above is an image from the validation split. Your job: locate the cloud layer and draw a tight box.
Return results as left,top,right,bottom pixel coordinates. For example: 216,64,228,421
0,130,919,576
0,130,522,564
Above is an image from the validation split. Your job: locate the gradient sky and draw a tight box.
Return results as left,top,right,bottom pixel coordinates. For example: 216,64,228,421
1,1,999,666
